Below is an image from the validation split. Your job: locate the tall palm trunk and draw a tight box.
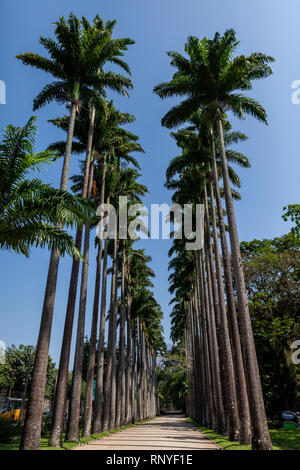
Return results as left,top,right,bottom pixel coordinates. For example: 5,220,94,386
194,255,209,426
121,250,127,425
145,347,149,418
19,347,34,422
131,319,137,423
187,302,195,419
151,352,155,417
197,252,214,428
146,345,151,418
83,154,106,438
216,115,272,450
184,329,192,417
209,134,251,444
82,240,102,438
125,287,132,424
149,350,153,417
92,238,108,433
204,182,240,441
154,354,159,416
21,97,78,450
191,296,199,421
108,238,119,430
202,251,224,433
136,319,142,421
192,290,203,422
140,323,146,420
102,236,119,431
49,105,95,447
66,161,94,442
115,244,126,428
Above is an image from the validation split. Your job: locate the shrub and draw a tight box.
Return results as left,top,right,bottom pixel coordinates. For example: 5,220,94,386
0,418,22,443
41,414,52,436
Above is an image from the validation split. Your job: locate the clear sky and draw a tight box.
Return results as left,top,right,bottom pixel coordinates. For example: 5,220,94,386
1,0,299,365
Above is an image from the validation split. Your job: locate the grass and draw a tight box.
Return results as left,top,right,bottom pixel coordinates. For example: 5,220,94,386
0,417,156,451
269,428,300,450
187,418,300,450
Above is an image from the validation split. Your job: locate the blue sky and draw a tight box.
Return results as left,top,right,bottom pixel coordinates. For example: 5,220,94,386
1,0,299,365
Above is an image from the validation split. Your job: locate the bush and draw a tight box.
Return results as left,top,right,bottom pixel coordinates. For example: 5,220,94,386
41,414,52,436
0,418,22,443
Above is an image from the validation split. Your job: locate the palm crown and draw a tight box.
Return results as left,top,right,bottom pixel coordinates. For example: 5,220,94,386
16,14,134,110
154,28,274,128
0,117,92,256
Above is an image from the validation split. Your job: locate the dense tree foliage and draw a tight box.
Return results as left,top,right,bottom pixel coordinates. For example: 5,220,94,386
157,347,189,412
241,232,300,422
0,345,57,398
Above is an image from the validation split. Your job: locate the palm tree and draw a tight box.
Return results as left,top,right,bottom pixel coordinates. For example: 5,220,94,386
208,126,252,444
17,13,132,449
0,116,91,257
66,21,135,440
79,121,143,438
128,250,158,420
65,160,95,442
165,135,245,436
168,114,252,443
102,233,119,431
154,29,274,449
92,236,108,434
42,16,134,443
85,110,143,435
114,170,148,429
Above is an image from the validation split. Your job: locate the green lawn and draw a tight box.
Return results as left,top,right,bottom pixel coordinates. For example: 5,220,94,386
2,417,299,451
187,418,300,450
269,428,300,450
0,417,155,451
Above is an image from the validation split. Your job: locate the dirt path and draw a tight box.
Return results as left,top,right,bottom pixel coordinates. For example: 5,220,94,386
73,415,220,450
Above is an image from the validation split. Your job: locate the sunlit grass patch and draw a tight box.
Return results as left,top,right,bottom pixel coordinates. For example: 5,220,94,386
188,417,300,450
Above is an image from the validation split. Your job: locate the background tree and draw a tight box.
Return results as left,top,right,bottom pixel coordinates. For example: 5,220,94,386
241,232,300,422
0,117,91,257
0,345,57,399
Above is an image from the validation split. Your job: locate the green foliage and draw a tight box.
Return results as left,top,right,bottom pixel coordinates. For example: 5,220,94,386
0,418,23,443
0,417,155,450
187,418,251,450
269,428,300,450
154,29,274,129
16,14,134,110
128,248,165,353
0,117,93,257
282,204,300,237
0,344,57,397
157,346,189,411
188,418,300,450
241,233,300,421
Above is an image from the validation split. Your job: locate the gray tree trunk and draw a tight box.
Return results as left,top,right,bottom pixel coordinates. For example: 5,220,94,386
92,238,108,433
204,182,240,441
49,106,95,447
125,289,132,424
21,100,77,450
66,161,94,442
115,245,126,428
209,134,252,444
102,237,118,431
131,320,137,423
216,116,272,450
83,152,106,438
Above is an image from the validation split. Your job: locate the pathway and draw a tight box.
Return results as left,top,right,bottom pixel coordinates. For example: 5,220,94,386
74,415,220,450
